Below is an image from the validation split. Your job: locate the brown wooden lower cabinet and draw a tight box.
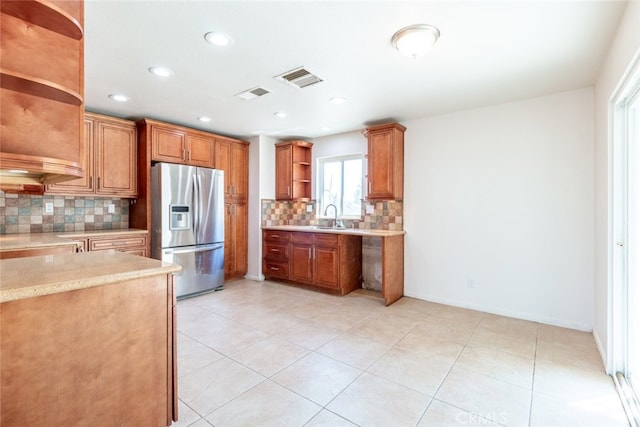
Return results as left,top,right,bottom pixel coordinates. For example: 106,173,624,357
63,232,149,257
0,243,78,259
263,230,361,295
0,274,177,426
225,202,247,279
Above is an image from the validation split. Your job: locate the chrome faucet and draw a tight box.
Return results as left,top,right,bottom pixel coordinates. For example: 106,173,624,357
324,204,343,228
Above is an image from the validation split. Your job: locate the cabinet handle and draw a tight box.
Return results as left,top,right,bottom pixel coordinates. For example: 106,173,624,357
368,182,371,194
182,149,186,160
308,247,312,260
270,248,280,252
270,266,280,271
269,234,279,239
97,177,101,189
287,185,290,196
188,150,192,161
89,176,93,188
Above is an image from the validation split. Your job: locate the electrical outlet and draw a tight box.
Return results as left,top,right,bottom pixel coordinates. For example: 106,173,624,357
365,204,374,214
306,204,313,213
466,279,475,288
108,204,115,214
44,202,54,214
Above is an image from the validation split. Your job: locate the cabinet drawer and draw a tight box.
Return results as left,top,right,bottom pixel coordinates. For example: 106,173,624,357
264,243,289,260
120,248,148,257
263,230,290,242
89,235,148,251
291,232,313,244
313,234,338,246
264,260,289,279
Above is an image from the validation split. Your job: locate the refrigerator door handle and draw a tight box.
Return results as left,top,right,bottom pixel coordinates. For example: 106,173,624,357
193,173,200,237
163,243,223,255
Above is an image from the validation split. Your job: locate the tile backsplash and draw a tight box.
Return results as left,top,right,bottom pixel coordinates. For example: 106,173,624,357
261,199,403,231
0,193,130,234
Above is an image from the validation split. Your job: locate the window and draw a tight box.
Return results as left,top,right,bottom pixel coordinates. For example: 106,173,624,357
611,53,640,425
317,154,363,218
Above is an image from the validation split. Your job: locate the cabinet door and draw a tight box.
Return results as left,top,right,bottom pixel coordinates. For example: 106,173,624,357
151,126,186,163
232,202,248,276
224,202,233,275
290,244,313,284
95,119,137,197
216,140,232,198
314,246,340,289
224,202,247,278
230,143,248,201
275,144,292,200
216,139,248,201
46,118,95,195
187,134,215,168
367,130,394,199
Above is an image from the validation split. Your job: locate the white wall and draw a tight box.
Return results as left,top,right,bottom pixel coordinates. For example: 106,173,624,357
404,88,595,330
593,2,640,366
245,135,277,281
311,131,367,196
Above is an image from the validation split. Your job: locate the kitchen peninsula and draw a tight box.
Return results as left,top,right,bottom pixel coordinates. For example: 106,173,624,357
0,250,180,426
262,225,404,305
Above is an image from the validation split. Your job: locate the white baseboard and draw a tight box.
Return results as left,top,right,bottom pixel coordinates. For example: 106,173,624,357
593,329,610,374
404,292,592,332
244,274,265,282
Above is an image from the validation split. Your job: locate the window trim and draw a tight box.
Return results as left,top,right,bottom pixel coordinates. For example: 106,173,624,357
316,153,364,219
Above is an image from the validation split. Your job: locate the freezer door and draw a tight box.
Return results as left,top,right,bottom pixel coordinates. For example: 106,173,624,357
162,243,224,298
152,163,198,250
195,168,224,245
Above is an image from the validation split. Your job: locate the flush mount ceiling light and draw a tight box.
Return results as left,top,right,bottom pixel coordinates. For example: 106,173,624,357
198,116,212,122
148,66,173,77
204,31,232,46
108,94,129,102
329,97,347,104
274,112,287,119
391,24,440,58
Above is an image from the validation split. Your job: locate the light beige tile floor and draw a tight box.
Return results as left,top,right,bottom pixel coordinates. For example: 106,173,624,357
172,280,629,427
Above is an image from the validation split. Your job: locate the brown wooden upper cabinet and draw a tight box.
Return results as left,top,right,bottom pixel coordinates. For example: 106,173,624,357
275,140,313,200
149,120,215,168
216,138,248,202
0,0,85,188
47,113,138,198
363,123,406,200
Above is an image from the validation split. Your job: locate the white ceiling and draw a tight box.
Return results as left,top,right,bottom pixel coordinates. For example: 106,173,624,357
85,0,627,140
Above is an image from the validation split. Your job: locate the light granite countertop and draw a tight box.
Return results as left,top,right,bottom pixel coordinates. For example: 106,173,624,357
0,229,148,252
262,225,405,237
0,250,180,303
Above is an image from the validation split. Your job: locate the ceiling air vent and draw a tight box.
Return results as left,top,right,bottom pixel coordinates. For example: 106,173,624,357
234,86,271,101
274,67,323,89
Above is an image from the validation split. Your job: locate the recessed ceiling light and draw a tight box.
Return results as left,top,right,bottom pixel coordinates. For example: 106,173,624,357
198,116,212,122
148,66,173,77
7,169,29,174
274,112,287,119
321,126,331,131
391,24,440,58
204,31,232,46
329,97,347,104
109,94,129,102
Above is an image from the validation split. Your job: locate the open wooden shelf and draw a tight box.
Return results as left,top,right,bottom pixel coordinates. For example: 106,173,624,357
0,68,83,105
1,0,83,40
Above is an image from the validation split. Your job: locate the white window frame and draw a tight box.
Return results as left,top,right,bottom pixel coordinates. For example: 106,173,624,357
316,153,364,219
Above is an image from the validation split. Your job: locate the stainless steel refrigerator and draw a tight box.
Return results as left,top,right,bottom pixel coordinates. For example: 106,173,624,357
151,162,224,298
